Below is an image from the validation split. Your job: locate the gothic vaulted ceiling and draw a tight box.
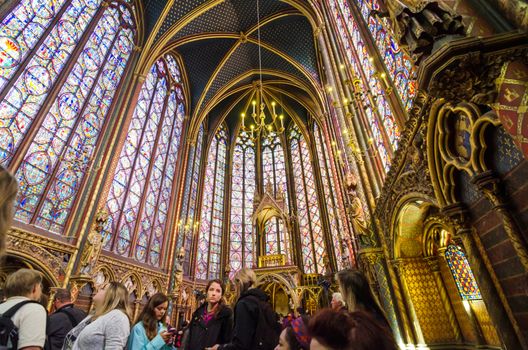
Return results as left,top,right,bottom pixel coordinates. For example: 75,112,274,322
139,0,323,135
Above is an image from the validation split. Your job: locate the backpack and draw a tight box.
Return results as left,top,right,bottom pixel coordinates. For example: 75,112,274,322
58,308,79,328
0,300,40,350
246,296,281,350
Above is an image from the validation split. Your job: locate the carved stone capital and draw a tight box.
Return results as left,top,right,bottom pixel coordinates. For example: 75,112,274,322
470,170,504,208
425,256,440,272
359,248,383,266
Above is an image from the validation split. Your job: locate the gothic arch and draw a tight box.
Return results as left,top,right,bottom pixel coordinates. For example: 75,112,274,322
4,250,61,288
255,272,299,308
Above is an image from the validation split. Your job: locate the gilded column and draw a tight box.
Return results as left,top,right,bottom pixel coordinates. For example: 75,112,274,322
316,22,379,212
361,249,405,345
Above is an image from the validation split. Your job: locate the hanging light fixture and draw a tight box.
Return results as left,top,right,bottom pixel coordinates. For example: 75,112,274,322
240,0,285,140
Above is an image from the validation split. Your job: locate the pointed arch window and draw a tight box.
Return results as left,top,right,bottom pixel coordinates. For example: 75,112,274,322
314,123,347,269
261,132,290,260
102,54,185,266
229,131,255,278
289,125,327,274
177,123,204,276
196,123,228,280
0,1,136,233
445,244,482,300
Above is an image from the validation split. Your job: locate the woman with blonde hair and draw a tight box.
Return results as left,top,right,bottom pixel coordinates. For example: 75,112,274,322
63,282,132,349
207,268,280,350
0,166,18,254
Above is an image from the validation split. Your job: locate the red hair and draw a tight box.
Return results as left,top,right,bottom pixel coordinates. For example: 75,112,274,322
308,309,352,349
308,309,397,350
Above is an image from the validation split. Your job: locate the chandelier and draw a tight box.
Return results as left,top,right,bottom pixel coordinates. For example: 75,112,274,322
240,0,285,140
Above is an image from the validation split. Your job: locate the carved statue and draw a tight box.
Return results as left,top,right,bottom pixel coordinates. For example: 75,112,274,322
345,173,373,245
171,246,185,292
265,180,273,195
79,208,108,275
373,0,465,64
408,134,424,170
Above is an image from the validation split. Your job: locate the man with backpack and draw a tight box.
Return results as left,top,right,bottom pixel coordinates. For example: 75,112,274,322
45,289,87,350
0,268,47,350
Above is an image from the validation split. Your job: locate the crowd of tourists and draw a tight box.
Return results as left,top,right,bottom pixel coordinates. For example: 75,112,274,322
0,163,397,350
0,267,397,350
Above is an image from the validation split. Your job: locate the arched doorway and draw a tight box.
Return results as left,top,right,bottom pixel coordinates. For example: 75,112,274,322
391,199,500,348
255,272,299,316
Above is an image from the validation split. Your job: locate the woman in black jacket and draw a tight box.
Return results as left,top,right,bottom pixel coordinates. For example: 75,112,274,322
186,279,232,350
207,268,280,350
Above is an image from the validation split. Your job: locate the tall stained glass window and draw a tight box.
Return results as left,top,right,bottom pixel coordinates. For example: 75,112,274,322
314,123,346,269
445,244,482,300
196,123,228,280
329,0,403,171
177,123,204,275
229,131,255,278
102,54,185,266
355,0,416,110
0,1,136,233
289,125,327,273
261,132,290,260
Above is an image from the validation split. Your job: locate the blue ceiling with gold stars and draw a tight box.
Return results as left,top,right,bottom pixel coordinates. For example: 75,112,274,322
141,0,321,127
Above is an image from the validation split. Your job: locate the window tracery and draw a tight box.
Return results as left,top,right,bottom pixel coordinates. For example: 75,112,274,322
101,53,184,266
196,123,227,280
229,131,255,278
289,125,327,274
0,0,136,233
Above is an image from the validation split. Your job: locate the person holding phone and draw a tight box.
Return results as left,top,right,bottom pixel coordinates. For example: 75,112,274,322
127,293,175,350
186,279,232,350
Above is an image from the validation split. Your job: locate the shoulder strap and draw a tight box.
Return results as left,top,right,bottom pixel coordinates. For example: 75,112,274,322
2,300,40,318
59,308,78,327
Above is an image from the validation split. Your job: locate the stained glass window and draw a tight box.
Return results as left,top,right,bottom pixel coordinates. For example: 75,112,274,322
101,54,185,266
355,0,416,110
329,0,403,171
229,131,255,278
289,125,327,274
314,123,347,269
0,1,135,233
445,244,482,300
177,123,204,276
196,123,228,280
261,132,290,261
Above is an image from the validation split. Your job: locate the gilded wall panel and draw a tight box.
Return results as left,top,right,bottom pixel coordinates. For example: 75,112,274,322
97,255,169,297
403,259,455,344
